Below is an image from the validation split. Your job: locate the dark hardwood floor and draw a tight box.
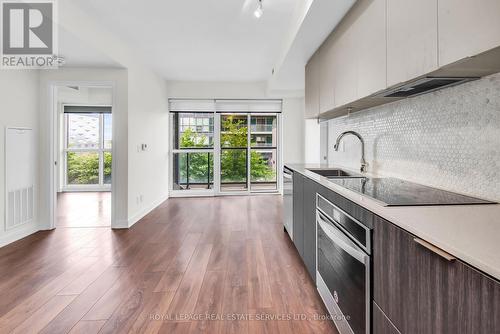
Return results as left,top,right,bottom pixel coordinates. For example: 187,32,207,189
0,195,337,333
57,192,111,228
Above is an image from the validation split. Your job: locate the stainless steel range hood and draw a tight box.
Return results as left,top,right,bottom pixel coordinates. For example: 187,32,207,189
318,45,500,121
372,76,479,98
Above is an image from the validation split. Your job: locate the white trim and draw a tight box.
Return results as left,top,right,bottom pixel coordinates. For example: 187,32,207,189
47,81,116,230
120,193,169,229
62,108,112,191
0,223,39,248
61,187,111,193
214,113,221,195
169,191,215,198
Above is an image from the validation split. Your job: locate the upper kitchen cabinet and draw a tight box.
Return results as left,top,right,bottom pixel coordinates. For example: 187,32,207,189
354,0,387,98
319,39,336,114
438,0,500,66
316,0,387,116
386,0,438,87
332,24,357,108
305,49,321,119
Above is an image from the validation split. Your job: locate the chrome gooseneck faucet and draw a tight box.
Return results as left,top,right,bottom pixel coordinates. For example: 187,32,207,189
333,131,367,173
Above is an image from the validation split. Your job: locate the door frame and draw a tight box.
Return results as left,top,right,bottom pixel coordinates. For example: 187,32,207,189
61,104,113,192
47,81,116,229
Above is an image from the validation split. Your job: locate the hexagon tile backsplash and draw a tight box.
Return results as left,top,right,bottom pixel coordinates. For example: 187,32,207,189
327,72,500,202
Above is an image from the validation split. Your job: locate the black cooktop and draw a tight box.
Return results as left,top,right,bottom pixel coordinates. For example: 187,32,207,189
327,177,496,206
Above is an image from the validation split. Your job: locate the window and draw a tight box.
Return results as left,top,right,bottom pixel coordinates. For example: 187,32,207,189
63,107,112,189
172,113,214,190
169,99,281,195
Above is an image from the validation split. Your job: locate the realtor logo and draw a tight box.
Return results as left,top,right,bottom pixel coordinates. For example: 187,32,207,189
1,0,59,68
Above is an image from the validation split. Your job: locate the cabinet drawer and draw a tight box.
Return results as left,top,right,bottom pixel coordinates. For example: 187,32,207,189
373,216,500,334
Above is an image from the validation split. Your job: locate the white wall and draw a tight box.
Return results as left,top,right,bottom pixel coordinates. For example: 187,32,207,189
127,67,169,224
304,119,320,163
166,80,306,164
38,68,130,229
37,0,171,229
0,71,40,247
57,86,113,106
39,69,170,231
282,98,306,164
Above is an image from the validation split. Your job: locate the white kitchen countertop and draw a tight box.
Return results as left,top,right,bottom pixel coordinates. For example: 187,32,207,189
285,163,500,282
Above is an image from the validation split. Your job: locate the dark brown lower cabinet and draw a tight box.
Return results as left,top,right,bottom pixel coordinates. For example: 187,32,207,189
373,216,500,334
373,302,401,334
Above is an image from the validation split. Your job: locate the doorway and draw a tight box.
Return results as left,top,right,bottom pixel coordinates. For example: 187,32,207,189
53,85,113,228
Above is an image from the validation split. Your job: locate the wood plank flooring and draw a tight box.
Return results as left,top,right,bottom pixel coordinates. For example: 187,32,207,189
57,192,111,228
0,195,337,334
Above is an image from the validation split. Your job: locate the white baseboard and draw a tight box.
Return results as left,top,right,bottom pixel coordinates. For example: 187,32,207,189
0,223,39,248
115,193,169,229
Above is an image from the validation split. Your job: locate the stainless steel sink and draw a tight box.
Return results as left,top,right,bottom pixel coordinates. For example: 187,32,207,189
307,168,365,178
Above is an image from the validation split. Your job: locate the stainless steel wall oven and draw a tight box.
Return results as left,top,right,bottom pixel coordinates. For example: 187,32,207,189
316,194,371,334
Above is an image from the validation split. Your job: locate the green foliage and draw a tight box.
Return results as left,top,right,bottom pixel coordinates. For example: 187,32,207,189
179,116,275,186
180,128,209,148
179,128,212,184
67,152,99,184
67,152,112,185
104,152,112,183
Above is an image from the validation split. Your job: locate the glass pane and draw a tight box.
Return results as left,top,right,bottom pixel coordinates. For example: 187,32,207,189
103,114,112,149
104,152,112,184
251,115,277,147
221,115,248,148
173,152,213,190
176,113,214,149
250,149,277,191
67,152,99,185
67,113,100,149
221,149,248,192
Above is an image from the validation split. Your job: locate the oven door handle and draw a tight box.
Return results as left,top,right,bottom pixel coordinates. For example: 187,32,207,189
283,172,293,180
317,212,368,264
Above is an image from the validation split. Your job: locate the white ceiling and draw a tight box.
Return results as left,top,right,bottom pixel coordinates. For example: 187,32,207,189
59,27,121,68
71,0,301,82
269,0,356,91
60,0,354,88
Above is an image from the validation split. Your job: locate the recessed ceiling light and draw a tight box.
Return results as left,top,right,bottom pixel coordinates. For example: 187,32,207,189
254,0,263,18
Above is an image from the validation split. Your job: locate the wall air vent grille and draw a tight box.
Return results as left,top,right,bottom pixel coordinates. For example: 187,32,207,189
7,186,34,229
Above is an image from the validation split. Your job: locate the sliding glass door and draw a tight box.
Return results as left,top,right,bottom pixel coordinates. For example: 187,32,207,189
169,99,281,196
